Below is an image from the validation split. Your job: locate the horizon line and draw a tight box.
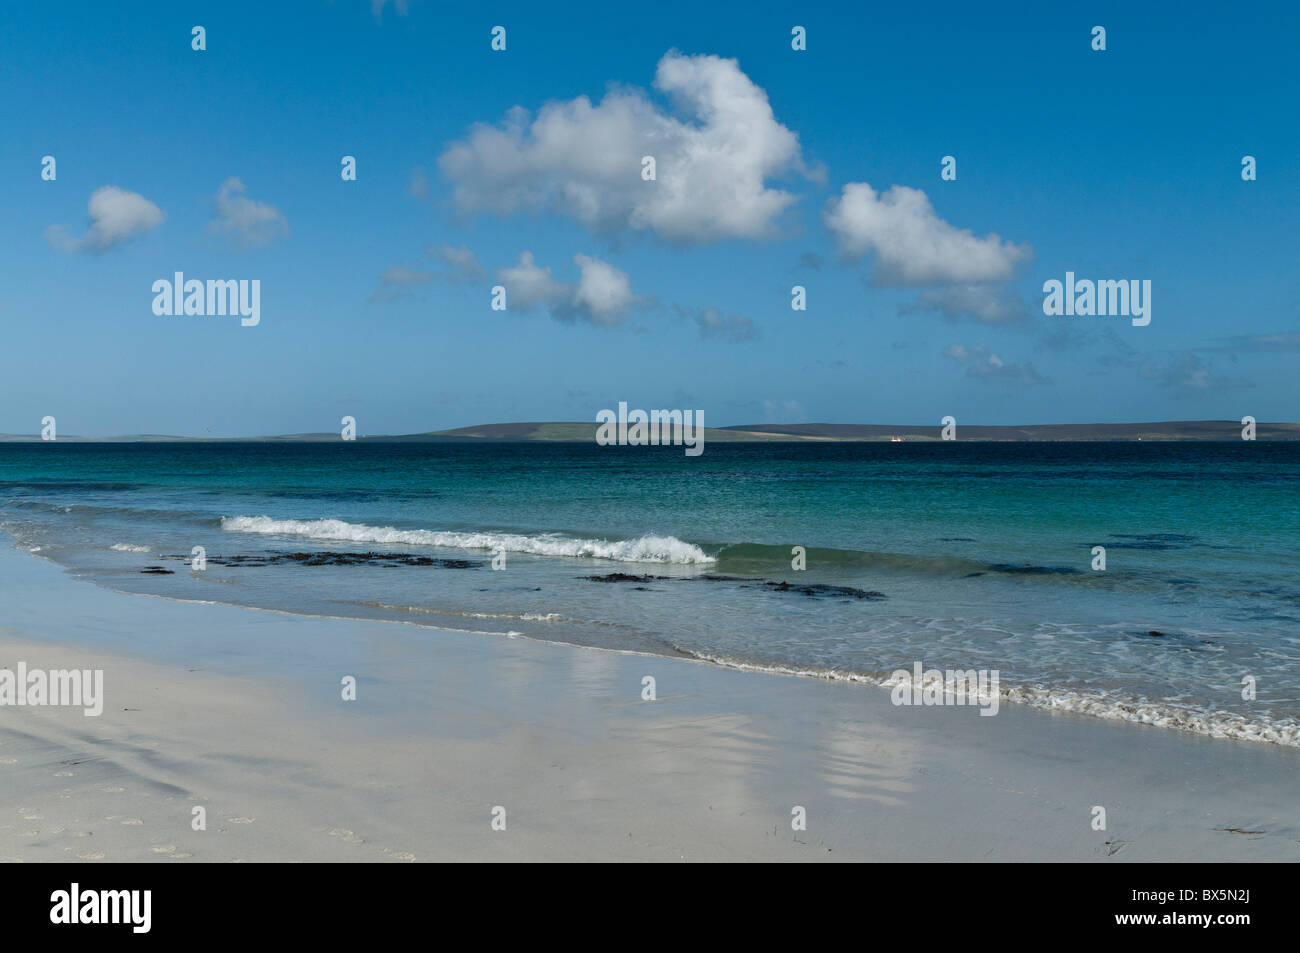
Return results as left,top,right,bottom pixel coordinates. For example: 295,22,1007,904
1,418,1294,442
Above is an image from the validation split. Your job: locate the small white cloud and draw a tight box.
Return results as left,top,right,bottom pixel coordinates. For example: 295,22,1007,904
1138,352,1249,391
497,251,567,311
495,251,637,326
45,186,164,253
440,51,812,245
210,178,288,248
568,254,635,326
943,342,1047,384
902,284,1029,325
369,264,433,303
689,306,758,341
425,243,486,280
826,182,1031,286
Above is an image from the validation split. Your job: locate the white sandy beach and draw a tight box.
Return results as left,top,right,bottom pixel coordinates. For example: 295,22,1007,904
1,539,1296,862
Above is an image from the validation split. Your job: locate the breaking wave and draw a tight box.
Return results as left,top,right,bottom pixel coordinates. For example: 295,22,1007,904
220,515,716,565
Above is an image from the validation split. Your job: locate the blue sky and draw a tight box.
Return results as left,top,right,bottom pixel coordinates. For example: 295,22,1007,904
2,0,1297,436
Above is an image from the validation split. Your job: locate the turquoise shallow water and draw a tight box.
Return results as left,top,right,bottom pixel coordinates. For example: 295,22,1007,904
2,440,1298,744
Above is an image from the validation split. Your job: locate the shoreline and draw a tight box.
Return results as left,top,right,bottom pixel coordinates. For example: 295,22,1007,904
2,540,1297,862
22,541,1300,752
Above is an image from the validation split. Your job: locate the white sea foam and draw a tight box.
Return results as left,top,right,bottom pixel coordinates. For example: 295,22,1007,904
356,601,564,623
220,515,715,565
676,649,1300,747
110,543,151,553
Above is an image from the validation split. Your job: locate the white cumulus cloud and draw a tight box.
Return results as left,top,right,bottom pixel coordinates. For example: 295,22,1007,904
45,186,164,253
825,182,1032,286
496,251,637,326
570,254,635,326
440,51,814,245
498,251,568,310
209,178,288,247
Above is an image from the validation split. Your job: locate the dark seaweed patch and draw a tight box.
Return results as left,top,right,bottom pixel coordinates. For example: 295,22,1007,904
585,572,669,583
754,580,886,600
1090,533,1200,552
583,572,885,600
183,551,481,569
988,564,1081,575
1128,630,1220,649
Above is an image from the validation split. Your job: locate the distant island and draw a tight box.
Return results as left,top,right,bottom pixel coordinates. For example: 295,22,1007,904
2,421,1297,442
